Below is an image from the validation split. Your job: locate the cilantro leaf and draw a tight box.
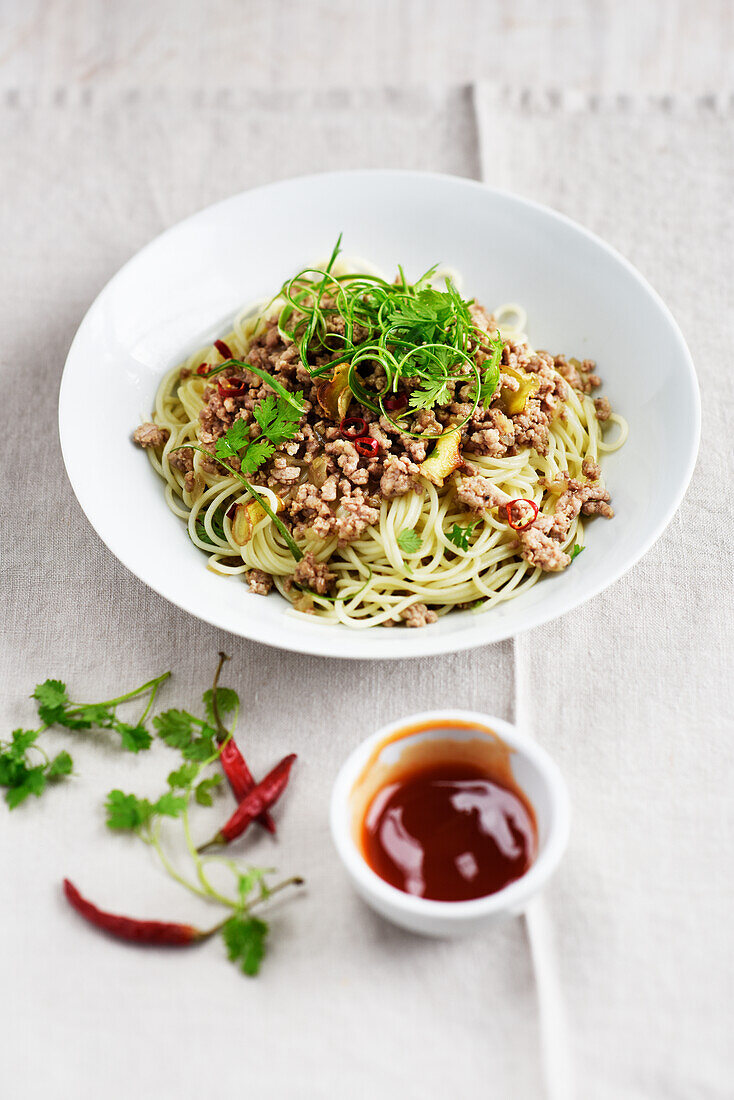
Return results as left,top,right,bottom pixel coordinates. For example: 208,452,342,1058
154,710,198,749
32,679,70,725
202,688,239,725
9,729,39,759
194,775,222,807
153,792,187,818
181,733,216,762
115,722,153,753
167,762,199,789
56,703,114,731
32,679,68,710
239,439,275,477
47,750,73,778
105,790,154,831
253,393,304,447
214,419,250,461
477,332,503,406
397,529,422,554
6,765,47,808
446,520,480,551
569,544,585,561
0,754,26,787
408,376,451,412
236,868,267,905
222,914,269,976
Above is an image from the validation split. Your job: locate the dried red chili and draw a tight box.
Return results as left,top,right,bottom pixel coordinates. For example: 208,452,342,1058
217,377,247,399
63,879,208,945
214,339,233,360
208,652,275,834
384,393,408,412
219,738,276,834
506,498,539,532
354,436,379,458
339,416,368,439
198,754,297,851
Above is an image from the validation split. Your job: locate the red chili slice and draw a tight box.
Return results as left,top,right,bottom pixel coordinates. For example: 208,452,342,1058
339,416,368,439
217,377,247,399
384,393,408,412
196,363,210,376
354,436,379,458
506,498,539,532
214,339,233,360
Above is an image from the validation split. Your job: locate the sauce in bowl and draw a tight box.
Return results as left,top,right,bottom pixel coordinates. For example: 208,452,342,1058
353,722,538,903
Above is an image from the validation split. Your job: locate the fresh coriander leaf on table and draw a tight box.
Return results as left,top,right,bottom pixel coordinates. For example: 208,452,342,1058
167,762,199,790
105,790,154,831
202,687,239,724
115,721,153,753
47,751,73,778
194,775,222,807
222,914,269,976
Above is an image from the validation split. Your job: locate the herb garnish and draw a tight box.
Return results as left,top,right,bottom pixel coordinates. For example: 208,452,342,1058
569,544,585,561
171,390,305,561
6,660,302,976
276,236,503,435
0,673,170,808
446,520,480,551
396,528,422,555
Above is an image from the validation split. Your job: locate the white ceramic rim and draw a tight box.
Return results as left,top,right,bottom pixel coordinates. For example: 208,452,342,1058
59,170,701,659
329,709,571,921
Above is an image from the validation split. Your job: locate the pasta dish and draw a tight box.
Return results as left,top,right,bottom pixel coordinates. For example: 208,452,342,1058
133,241,627,628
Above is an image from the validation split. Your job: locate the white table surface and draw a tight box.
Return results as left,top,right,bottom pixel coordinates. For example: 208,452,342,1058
1,4,732,1098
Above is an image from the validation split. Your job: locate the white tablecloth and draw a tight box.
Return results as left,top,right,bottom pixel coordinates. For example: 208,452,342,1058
1,35,732,1100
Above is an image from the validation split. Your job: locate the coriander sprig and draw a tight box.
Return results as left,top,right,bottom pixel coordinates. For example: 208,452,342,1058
0,672,170,808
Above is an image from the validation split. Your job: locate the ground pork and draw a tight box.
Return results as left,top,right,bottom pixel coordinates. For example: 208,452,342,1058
246,569,273,595
333,486,380,544
594,397,612,421
400,602,438,627
168,446,195,491
380,454,421,499
293,551,336,595
269,453,301,484
519,526,571,572
553,355,601,394
455,474,511,514
133,423,169,448
582,457,601,480
326,438,360,476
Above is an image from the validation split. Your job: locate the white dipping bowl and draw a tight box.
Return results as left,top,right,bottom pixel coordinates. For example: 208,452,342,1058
330,710,570,937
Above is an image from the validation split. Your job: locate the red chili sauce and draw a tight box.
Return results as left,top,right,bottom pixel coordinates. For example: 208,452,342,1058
360,749,537,903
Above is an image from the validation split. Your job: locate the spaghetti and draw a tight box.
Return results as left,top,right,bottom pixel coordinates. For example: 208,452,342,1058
138,257,627,629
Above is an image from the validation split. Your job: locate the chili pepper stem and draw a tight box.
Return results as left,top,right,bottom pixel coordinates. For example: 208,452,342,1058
210,651,230,744
196,832,226,855
249,876,305,910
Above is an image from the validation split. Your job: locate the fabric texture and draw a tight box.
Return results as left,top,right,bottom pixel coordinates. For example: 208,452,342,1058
0,83,731,1099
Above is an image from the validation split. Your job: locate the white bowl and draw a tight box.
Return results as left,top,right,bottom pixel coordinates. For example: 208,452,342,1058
329,710,570,936
59,170,700,659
